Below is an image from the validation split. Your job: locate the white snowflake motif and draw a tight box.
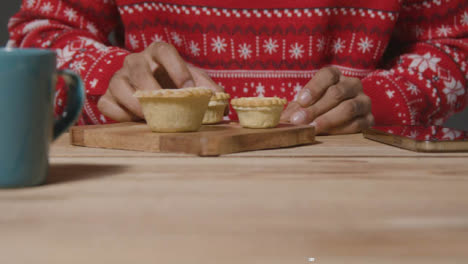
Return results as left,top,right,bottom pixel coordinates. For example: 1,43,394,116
171,32,182,46
414,26,424,38
56,46,77,68
238,43,252,59
100,115,107,124
408,52,441,73
151,34,163,43
434,117,445,126
128,34,139,49
40,2,53,14
316,37,326,52
461,11,468,26
90,79,98,88
41,40,52,48
332,38,346,54
436,25,452,37
443,78,465,105
189,41,200,56
293,83,302,101
386,90,395,99
357,37,374,53
70,60,86,73
289,43,304,59
442,128,462,140
409,130,419,139
256,83,265,97
409,107,418,120
86,23,98,35
406,82,420,95
26,0,35,8
211,36,227,54
78,37,107,51
64,8,78,22
263,38,279,55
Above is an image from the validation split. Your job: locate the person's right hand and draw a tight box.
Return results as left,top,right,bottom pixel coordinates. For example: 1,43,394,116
98,42,223,122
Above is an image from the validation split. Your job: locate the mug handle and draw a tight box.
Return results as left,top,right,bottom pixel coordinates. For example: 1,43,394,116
53,70,85,140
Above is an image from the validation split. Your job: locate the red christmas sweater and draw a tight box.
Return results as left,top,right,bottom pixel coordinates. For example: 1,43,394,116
8,0,468,126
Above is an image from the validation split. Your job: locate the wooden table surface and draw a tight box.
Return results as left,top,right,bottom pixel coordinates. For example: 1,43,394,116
1,133,467,264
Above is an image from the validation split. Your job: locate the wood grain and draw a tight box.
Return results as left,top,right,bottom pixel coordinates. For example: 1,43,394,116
1,133,467,264
55,133,468,158
70,122,315,156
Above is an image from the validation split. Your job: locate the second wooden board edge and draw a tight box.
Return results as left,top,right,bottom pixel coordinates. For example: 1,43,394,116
363,130,468,152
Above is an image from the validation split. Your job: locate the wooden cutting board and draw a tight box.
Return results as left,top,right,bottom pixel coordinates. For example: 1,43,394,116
70,122,315,156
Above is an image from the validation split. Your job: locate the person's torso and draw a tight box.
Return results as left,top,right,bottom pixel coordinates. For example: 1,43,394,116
116,0,401,102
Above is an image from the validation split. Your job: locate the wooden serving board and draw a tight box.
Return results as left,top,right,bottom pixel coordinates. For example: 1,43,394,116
70,122,315,156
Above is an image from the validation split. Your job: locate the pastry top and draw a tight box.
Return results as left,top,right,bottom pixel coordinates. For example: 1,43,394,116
134,87,213,98
210,92,231,101
231,97,287,107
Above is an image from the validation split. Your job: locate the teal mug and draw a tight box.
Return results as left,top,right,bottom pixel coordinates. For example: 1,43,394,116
0,48,84,188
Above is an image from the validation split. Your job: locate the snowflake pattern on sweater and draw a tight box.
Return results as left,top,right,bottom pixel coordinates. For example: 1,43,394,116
7,0,468,125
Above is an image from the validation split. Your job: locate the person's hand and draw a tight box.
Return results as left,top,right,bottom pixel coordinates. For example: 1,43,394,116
280,67,374,135
98,42,223,122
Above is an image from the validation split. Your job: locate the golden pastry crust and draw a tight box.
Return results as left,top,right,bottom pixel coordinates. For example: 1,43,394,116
202,104,227,124
231,97,287,107
134,87,213,98
202,93,230,124
231,97,287,129
134,87,213,132
210,92,231,101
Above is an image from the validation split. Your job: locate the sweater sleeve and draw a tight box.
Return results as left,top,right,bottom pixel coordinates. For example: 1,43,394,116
362,0,468,126
7,0,130,125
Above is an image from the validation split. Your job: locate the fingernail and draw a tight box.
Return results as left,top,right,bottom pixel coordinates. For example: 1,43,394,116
309,121,317,127
291,111,307,124
182,80,195,88
299,90,312,106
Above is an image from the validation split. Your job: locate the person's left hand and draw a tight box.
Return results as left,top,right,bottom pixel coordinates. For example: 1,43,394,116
280,67,374,135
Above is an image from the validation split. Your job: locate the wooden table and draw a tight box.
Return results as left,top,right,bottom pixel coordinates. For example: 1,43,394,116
1,133,467,264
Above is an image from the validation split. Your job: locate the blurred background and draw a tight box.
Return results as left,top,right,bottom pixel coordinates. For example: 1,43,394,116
1,1,467,129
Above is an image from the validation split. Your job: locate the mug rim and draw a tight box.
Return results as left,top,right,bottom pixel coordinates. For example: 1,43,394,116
0,48,56,57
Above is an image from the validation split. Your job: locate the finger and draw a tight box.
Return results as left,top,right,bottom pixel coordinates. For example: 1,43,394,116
290,77,361,124
298,67,341,107
97,93,139,122
187,65,228,115
326,114,375,135
280,101,301,122
108,74,145,119
313,94,372,133
188,66,224,92
124,54,163,91
145,42,194,88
